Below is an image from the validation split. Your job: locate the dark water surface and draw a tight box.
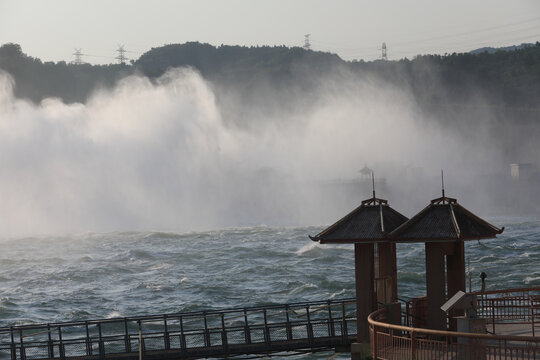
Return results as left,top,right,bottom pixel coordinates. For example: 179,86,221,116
0,216,538,358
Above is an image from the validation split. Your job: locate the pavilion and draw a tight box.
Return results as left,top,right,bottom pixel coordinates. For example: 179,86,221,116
310,191,408,342
388,192,504,330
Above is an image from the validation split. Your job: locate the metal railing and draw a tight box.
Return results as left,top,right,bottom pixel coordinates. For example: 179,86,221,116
0,298,357,360
370,287,540,360
476,287,540,334
401,287,540,333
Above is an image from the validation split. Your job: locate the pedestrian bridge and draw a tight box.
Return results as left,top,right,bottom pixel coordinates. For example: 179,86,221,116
0,298,357,360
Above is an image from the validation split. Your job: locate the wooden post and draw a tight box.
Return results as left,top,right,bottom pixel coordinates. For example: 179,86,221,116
425,242,447,330
355,243,375,342
378,242,398,304
447,241,466,331
447,241,465,297
410,330,416,360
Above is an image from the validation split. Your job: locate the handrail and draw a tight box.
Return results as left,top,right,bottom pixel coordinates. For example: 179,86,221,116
0,297,356,332
0,297,359,360
472,286,540,296
368,307,539,342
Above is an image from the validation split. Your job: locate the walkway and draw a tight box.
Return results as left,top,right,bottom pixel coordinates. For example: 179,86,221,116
0,298,357,360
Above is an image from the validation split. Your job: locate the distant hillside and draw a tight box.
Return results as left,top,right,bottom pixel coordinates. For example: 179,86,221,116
0,43,131,103
1,41,539,112
470,43,535,54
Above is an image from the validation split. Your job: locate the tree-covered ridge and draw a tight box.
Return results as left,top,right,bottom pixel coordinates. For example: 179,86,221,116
1,41,539,110
0,43,130,103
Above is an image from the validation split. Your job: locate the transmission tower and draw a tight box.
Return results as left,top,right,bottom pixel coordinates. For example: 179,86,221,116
115,45,128,65
381,42,388,60
72,48,83,65
303,34,311,50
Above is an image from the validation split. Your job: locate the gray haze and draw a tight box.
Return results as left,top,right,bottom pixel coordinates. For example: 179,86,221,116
0,65,532,237
1,0,539,63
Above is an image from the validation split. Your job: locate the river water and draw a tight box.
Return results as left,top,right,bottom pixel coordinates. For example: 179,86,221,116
0,216,538,359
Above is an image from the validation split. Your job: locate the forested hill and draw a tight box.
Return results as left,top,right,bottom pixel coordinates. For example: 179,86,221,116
1,41,539,111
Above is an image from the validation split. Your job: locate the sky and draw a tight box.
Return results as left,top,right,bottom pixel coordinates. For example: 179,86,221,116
1,0,539,64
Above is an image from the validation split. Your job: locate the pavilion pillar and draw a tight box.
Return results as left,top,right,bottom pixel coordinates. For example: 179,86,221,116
355,243,375,342
446,241,466,296
446,241,466,330
377,242,398,304
425,242,447,330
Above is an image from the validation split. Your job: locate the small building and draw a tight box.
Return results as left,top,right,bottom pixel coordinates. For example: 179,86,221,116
389,194,504,331
310,194,408,342
510,163,533,180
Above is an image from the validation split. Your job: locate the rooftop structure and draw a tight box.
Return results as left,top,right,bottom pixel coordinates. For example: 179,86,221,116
310,184,408,342
389,194,504,331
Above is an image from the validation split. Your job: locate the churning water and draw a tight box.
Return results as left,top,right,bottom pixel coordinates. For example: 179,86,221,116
0,216,538,359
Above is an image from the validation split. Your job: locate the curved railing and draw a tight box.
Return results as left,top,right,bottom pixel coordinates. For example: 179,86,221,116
370,287,540,360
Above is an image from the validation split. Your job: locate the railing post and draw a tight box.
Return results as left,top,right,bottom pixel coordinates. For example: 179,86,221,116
491,299,496,334
97,323,104,360
263,309,270,345
18,329,25,360
306,305,313,345
163,315,170,350
57,326,65,360
221,313,228,355
138,320,143,360
124,319,131,353
389,328,394,360
243,309,251,344
203,312,210,347
179,316,186,355
410,330,416,360
285,305,292,340
10,327,16,360
406,301,410,327
85,322,92,356
47,324,54,359
341,301,348,342
372,324,378,360
328,301,335,337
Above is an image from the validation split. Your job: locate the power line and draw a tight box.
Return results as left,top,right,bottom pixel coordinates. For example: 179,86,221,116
310,16,540,61
391,16,540,48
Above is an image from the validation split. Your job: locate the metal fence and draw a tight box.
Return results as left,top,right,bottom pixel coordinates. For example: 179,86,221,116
371,287,540,360
0,298,357,360
402,287,540,333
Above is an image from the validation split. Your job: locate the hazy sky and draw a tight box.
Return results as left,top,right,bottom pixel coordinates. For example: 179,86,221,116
1,0,539,64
